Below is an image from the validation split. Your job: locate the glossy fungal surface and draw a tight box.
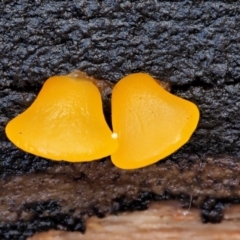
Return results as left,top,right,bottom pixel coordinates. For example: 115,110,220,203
111,73,200,169
5,75,118,162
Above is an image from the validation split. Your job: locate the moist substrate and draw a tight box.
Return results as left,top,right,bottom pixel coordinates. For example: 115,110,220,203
1,1,240,239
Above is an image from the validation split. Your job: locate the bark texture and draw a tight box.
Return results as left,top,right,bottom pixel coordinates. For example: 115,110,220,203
1,1,240,239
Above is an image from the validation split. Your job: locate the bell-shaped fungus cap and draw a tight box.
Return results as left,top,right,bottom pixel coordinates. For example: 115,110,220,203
5,75,118,162
111,73,199,169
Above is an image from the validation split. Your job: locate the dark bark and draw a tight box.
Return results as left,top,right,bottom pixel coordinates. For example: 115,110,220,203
1,1,240,239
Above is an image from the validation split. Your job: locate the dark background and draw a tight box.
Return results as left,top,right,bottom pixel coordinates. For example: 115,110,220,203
1,1,240,239
1,1,240,174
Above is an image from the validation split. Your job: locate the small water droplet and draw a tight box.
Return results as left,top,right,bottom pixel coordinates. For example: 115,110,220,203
111,133,118,139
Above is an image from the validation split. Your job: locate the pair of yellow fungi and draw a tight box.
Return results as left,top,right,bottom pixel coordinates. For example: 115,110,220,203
5,72,199,169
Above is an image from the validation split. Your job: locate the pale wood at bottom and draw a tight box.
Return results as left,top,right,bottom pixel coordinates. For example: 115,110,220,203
29,201,240,240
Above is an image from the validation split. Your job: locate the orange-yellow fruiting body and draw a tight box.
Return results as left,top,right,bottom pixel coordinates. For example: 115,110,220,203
6,75,118,162
111,73,199,169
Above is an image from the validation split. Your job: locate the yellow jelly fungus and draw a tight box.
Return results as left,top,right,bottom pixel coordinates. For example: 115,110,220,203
5,75,118,162
111,73,200,169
